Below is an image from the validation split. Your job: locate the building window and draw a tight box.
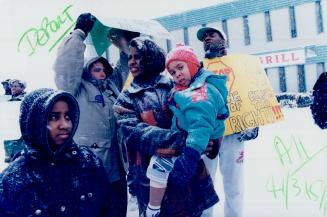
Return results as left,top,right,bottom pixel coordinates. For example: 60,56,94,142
183,27,189,45
317,62,325,77
315,0,324,33
298,65,306,92
279,67,287,92
222,19,229,47
289,6,297,38
243,16,251,45
166,39,172,52
264,11,273,42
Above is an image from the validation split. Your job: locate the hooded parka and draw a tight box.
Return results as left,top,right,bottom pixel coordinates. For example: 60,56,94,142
53,29,128,182
0,88,110,217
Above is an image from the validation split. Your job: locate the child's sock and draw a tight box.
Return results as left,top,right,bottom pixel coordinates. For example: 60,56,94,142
147,180,167,217
146,204,161,217
149,180,166,206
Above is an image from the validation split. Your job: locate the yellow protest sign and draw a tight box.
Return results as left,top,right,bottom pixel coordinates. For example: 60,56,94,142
203,54,284,136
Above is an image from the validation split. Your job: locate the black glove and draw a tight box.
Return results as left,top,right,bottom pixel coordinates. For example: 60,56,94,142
206,138,221,159
168,146,200,186
74,13,96,36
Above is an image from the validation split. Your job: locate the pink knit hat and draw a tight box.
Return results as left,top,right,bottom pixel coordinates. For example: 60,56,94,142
165,44,200,78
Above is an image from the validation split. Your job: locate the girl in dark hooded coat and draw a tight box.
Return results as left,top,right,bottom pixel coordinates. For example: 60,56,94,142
114,37,218,217
0,88,110,217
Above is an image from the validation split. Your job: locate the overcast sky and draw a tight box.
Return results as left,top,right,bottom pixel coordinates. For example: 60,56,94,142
0,0,234,92
97,0,234,19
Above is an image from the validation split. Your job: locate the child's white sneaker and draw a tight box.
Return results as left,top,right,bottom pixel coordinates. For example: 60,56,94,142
146,205,160,217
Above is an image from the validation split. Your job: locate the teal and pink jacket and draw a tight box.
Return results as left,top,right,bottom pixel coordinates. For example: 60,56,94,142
169,68,229,155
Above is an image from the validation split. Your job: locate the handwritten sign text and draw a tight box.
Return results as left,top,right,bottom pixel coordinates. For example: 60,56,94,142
17,5,75,56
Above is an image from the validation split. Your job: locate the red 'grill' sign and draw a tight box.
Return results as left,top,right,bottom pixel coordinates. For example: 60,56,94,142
256,49,305,68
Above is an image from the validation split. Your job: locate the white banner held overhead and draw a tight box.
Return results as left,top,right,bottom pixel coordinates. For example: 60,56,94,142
95,15,171,39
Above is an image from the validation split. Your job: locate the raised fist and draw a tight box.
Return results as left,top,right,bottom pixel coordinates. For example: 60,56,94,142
74,13,96,36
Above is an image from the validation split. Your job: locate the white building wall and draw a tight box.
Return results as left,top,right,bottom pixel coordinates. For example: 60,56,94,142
152,36,168,53
170,29,184,46
305,63,318,91
246,12,267,54
266,67,280,93
206,21,223,32
228,17,245,53
285,65,298,92
296,2,317,45
317,0,327,44
188,25,205,59
270,8,292,49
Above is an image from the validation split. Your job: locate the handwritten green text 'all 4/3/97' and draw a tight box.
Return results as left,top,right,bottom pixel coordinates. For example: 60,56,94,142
17,5,75,56
266,135,327,215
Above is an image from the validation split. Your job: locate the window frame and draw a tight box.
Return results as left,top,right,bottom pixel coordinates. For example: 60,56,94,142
289,6,297,38
264,11,273,42
243,15,251,45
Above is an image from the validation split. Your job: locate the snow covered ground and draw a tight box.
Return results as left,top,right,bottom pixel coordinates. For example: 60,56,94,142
0,97,326,217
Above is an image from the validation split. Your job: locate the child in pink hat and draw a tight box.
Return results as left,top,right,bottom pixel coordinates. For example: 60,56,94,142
145,44,229,217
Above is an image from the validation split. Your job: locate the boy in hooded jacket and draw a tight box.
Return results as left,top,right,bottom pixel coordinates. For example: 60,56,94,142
145,44,229,217
0,88,110,217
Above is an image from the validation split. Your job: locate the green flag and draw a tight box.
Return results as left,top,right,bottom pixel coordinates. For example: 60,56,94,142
90,20,112,56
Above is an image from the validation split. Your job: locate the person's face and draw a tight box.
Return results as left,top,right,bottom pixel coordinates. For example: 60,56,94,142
203,30,224,52
90,62,106,80
10,81,24,95
128,47,145,78
168,60,192,87
48,100,73,147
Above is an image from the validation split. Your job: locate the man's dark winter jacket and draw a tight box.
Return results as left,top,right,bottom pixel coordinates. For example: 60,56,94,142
0,88,110,217
114,74,219,216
